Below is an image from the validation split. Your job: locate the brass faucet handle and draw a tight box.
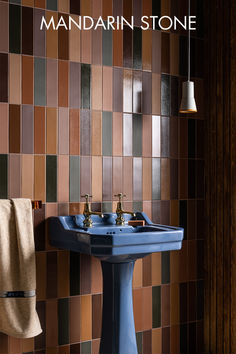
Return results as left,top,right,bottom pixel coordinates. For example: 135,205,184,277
81,194,92,203
114,193,126,202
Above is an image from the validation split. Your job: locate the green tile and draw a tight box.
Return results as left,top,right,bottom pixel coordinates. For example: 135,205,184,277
46,155,57,202
152,158,161,200
70,251,80,296
132,114,142,157
136,332,143,354
34,57,46,106
161,251,170,284
152,286,161,328
0,155,8,199
58,298,69,345
69,156,80,202
133,27,142,69
9,4,21,53
102,202,112,213
102,27,112,66
81,64,91,109
47,0,57,10
81,341,91,354
102,111,112,156
133,201,143,212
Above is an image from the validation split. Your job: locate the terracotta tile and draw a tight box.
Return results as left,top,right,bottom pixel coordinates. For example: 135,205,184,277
47,59,58,107
58,108,69,154
152,329,162,354
123,157,133,200
9,337,21,354
80,254,91,294
36,252,46,300
123,113,132,156
143,287,152,330
142,0,152,21
21,338,34,352
152,74,161,115
113,29,123,67
46,348,58,354
58,60,69,107
58,0,69,12
69,15,81,62
123,69,132,113
21,155,34,199
34,107,45,154
0,2,8,52
81,29,92,64
81,0,91,15
0,334,8,354
133,288,142,331
9,54,21,104
162,327,170,354
80,156,92,197
69,109,80,155
46,11,58,58
92,0,102,18
9,104,20,153
59,345,70,354
161,159,170,200
170,325,179,354
46,107,57,154
80,295,92,341
113,67,123,112
70,296,81,343
112,112,122,156
133,258,143,288
170,34,179,76
102,157,112,201
91,256,102,294
22,56,33,105
152,30,161,73
143,201,152,219
34,155,46,203
143,330,152,354
179,159,188,199
152,253,161,286
35,0,45,9
92,27,102,65
103,66,113,111
92,294,102,339
58,155,69,202
142,30,152,71
102,0,112,18
22,105,33,154
91,66,102,110
46,299,58,347
142,158,152,201
0,103,8,154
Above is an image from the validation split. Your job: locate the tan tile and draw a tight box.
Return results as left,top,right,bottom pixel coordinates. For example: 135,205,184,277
21,155,34,199
152,253,161,286
152,328,162,354
69,15,80,62
9,54,21,104
113,112,123,156
0,103,8,153
92,156,102,202
143,158,152,200
80,295,92,341
92,66,102,110
91,111,102,155
34,155,46,203
133,258,143,288
91,256,102,294
46,11,58,58
58,155,69,202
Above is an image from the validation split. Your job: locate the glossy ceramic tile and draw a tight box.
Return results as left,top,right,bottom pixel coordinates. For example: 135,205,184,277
9,54,21,104
0,54,8,102
0,2,9,53
22,105,34,154
9,4,21,53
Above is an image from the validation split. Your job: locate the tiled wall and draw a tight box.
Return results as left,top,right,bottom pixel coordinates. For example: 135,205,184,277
0,0,205,353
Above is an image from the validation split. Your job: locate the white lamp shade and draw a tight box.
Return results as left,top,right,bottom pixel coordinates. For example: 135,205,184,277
179,81,197,113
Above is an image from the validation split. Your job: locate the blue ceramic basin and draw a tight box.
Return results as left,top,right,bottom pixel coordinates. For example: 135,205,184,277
49,212,184,263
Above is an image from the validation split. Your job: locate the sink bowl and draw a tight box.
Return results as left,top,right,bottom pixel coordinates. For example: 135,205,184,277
49,212,184,354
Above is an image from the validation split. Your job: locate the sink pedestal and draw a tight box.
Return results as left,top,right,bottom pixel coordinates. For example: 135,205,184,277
99,261,138,354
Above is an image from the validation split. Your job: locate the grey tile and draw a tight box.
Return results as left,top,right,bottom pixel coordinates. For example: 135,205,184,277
152,158,161,200
22,105,34,154
102,111,112,156
133,201,143,212
102,27,112,66
47,0,57,10
133,114,142,157
80,110,91,156
113,67,123,112
70,62,81,108
161,74,170,116
81,64,91,109
136,332,143,354
133,157,142,201
102,202,112,213
46,155,57,202
69,156,80,202
102,157,112,201
34,57,46,106
81,341,91,354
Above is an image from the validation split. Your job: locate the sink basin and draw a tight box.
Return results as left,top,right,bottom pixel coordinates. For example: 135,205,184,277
49,212,184,354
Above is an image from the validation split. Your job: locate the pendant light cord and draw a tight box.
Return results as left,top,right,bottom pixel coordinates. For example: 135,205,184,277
188,0,191,81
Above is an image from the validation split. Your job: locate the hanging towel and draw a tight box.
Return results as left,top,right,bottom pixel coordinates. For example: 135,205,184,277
0,199,42,338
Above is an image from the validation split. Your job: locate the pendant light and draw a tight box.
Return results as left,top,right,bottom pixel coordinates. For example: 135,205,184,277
179,0,197,113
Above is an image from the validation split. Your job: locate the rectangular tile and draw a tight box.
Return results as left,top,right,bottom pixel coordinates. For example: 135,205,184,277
0,104,8,153
136,332,142,353
46,107,57,154
152,73,161,115
152,158,161,200
162,327,170,354
58,60,69,107
0,155,8,198
80,254,91,294
113,156,122,198
161,117,170,157
69,109,80,155
152,329,162,354
91,111,102,156
102,66,112,111
161,252,170,284
143,330,152,354
70,296,80,343
35,57,46,106
188,119,196,158
0,54,8,102
47,59,58,107
0,3,9,52
92,294,102,339
34,155,46,202
80,295,92,341
9,104,20,153
58,13,69,60
80,156,91,196
161,200,170,225
69,156,80,202
133,157,142,201
133,114,142,157
142,30,152,72
22,56,33,104
143,158,152,201
102,28,112,66
34,9,45,57
161,285,170,327
81,29,92,64
170,34,179,76
102,111,112,156
9,4,21,53
170,117,178,158
34,107,45,154
92,27,102,65
123,0,132,19
35,302,46,349
70,251,80,295
92,156,102,202
152,286,161,328
9,154,20,198
81,341,91,354
80,110,91,156
34,205,46,252
102,156,112,201
81,64,91,109
91,65,102,110
113,67,123,112
142,115,152,157
46,155,57,202
69,15,81,62
133,27,142,70
123,69,132,113
70,0,80,14
113,28,123,67
59,108,69,154
58,298,69,345
58,155,69,202
152,30,161,73
46,11,58,58
112,113,122,156
152,115,161,157
9,54,21,104
22,105,34,154
170,159,178,200
161,74,170,116
47,0,57,10
188,159,196,199
123,113,132,156
161,32,170,74
171,76,179,117
22,6,33,55
133,70,142,113
46,251,57,299
123,157,133,200
152,253,161,286
70,62,81,108
142,72,152,115
123,26,132,68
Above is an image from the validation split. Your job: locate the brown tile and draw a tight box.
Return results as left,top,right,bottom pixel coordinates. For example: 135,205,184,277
59,346,70,354
142,115,152,157
69,109,80,155
34,155,46,202
47,59,58,107
22,56,33,105
58,155,69,202
91,156,102,202
58,0,69,12
113,112,122,156
46,11,58,58
113,157,123,198
170,159,178,200
142,0,152,22
170,200,179,227
0,334,8,354
92,339,100,354
143,330,152,354
170,34,179,76
143,254,152,287
80,254,91,294
133,258,143,288
36,252,46,300
9,105,20,153
103,66,113,111
152,74,161,115
170,250,179,283
162,327,170,354
34,107,45,154
58,60,69,107
58,14,69,60
34,204,46,252
0,103,8,153
9,337,21,354
152,328,162,353
46,251,58,299
143,158,152,200
161,285,170,327
46,108,57,154
113,29,123,67
152,253,161,286
133,288,142,332
161,158,170,200
92,294,102,339
170,117,178,158
123,157,133,200
142,30,152,71
92,0,102,18
152,30,161,73
178,240,188,283
46,348,58,354
178,159,188,200
0,2,8,52
123,69,132,113
102,0,112,18
81,0,91,15
170,325,179,354
69,15,81,62
170,284,179,325
91,111,102,156
179,117,188,158
142,287,152,330
81,29,92,64
161,32,170,73
92,27,102,65
9,54,21,104
59,108,69,154
91,256,102,294
21,155,34,199
188,240,197,280
35,0,45,8
21,338,34,353
188,200,196,240
46,299,58,347
92,65,102,110
143,201,152,219
70,296,81,343
123,0,132,19
80,295,92,341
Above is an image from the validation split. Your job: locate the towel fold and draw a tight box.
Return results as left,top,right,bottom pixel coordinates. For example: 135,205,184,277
0,199,42,338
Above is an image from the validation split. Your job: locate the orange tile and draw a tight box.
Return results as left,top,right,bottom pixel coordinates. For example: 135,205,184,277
91,111,102,155
35,0,45,8
92,156,102,202
91,256,103,294
142,30,152,71
70,296,81,343
80,295,92,341
133,288,142,331
34,155,46,203
22,56,33,105
92,0,102,18
92,66,102,110
69,15,81,62
81,29,92,64
142,287,152,331
123,0,132,19
170,325,180,354
161,158,170,200
102,0,112,18
59,346,70,354
58,155,69,202
57,251,69,298
161,0,170,16
46,108,57,154
0,103,8,153
46,299,58,347
152,253,161,286
9,54,21,104
21,338,34,353
9,337,21,354
34,106,46,154
81,0,91,15
21,155,34,199
36,252,46,300
133,259,142,288
58,60,69,107
46,11,58,58
103,66,112,111
170,34,179,76
113,112,122,156
170,283,179,325
69,109,80,155
113,29,123,67
58,0,69,12
69,202,84,215
170,200,179,227
152,73,161,115
152,328,162,354
142,0,152,19
22,0,34,5
143,158,152,200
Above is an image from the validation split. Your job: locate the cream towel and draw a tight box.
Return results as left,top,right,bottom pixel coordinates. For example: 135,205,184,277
0,199,42,338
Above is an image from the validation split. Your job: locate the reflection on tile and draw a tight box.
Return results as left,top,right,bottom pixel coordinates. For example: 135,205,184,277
152,158,161,200
133,70,142,114
133,114,142,157
142,72,152,115
123,69,132,113
161,74,170,116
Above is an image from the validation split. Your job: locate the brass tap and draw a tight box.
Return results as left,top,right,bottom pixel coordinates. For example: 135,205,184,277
81,194,104,227
114,193,136,225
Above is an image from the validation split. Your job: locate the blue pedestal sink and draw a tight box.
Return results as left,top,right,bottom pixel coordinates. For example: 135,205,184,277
49,212,184,354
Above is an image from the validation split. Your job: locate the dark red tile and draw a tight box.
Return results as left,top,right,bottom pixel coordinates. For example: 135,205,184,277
58,13,69,60
92,294,102,339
